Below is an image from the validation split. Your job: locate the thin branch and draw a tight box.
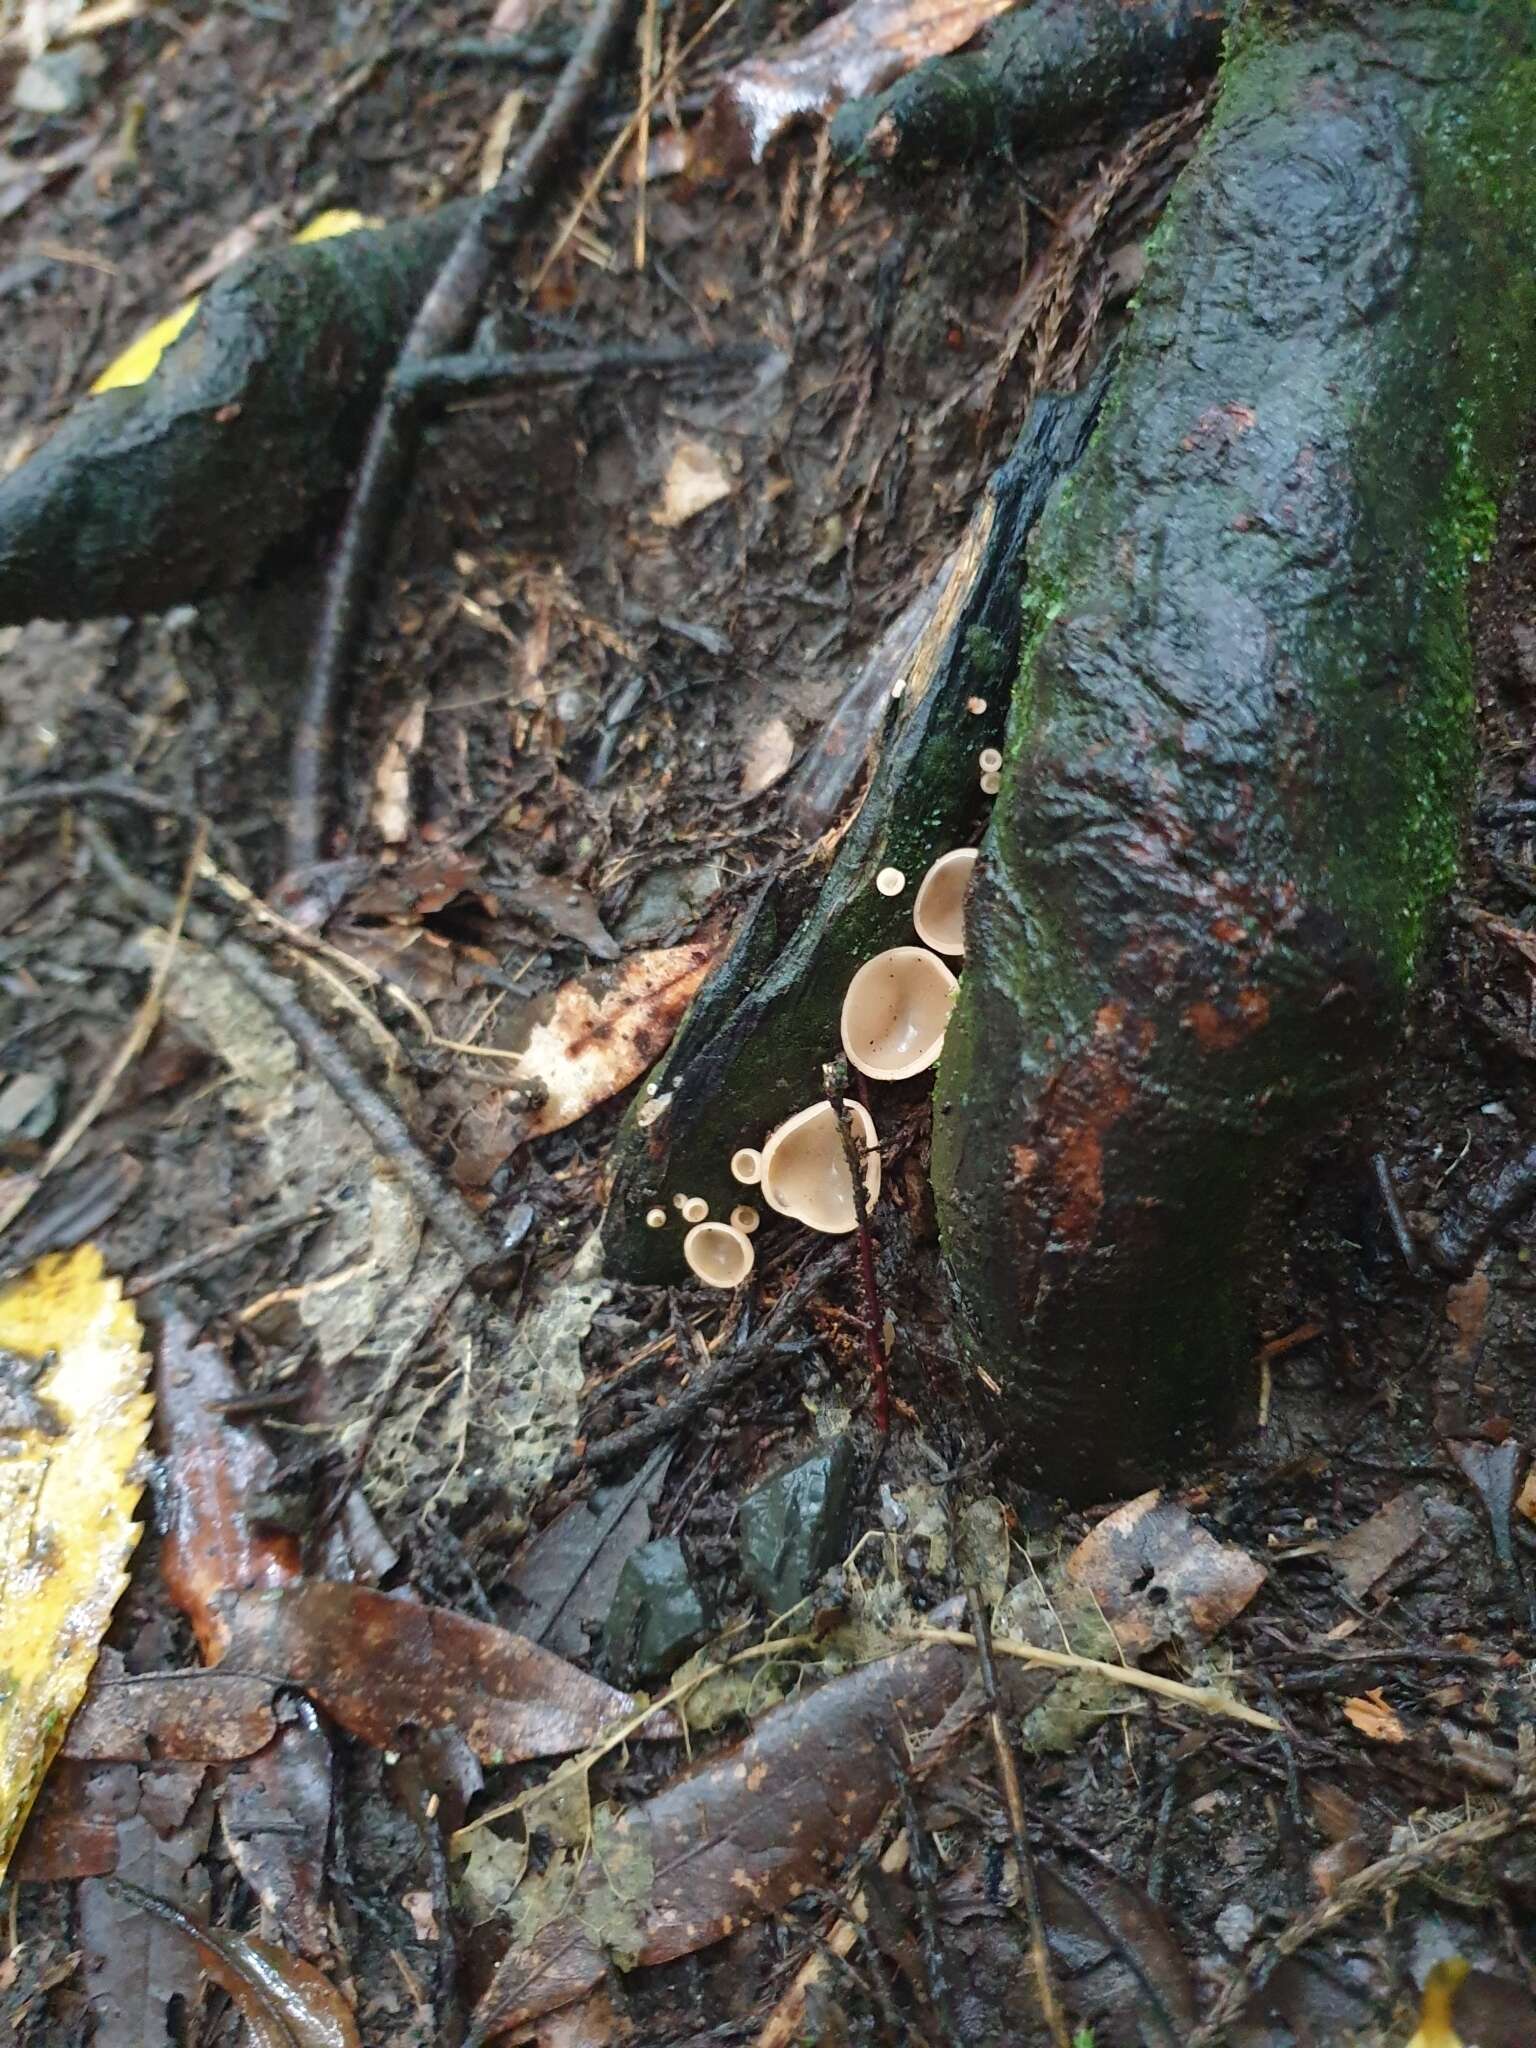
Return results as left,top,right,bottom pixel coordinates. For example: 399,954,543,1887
966,1588,1071,2048
389,337,764,406
824,1059,889,1433
286,0,639,878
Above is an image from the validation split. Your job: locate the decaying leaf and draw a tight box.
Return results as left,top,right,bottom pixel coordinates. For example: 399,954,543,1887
652,439,734,527
690,0,1013,169
103,1877,361,2048
371,696,427,845
0,1246,151,1879
507,1445,672,1659
63,1660,278,1763
155,1304,301,1660
220,1581,668,1764
482,937,723,1153
473,1638,969,2038
1327,1490,1427,1601
739,717,796,799
1343,1688,1408,1745
1064,1490,1266,1657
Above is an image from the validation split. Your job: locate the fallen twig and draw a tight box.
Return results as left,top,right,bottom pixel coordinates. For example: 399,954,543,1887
79,822,504,1279
390,337,764,407
906,1626,1282,1732
0,820,205,1240
550,1244,848,1482
967,1588,1070,2048
287,0,639,878
1186,1776,1536,2044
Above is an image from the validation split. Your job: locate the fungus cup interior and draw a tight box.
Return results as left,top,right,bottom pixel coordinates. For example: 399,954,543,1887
840,947,958,1081
760,1099,880,1234
684,1220,755,1288
911,848,977,957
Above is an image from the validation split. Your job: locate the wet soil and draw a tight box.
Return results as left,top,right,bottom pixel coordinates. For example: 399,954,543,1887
1,4,1534,2045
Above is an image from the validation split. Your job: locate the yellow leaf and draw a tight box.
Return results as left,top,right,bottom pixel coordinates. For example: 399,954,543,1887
0,1247,151,1879
90,209,382,394
1407,1957,1467,2048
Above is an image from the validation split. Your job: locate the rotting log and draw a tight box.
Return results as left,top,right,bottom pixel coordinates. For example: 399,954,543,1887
600,378,1108,1281
830,0,1228,179
0,206,470,626
934,1,1536,1501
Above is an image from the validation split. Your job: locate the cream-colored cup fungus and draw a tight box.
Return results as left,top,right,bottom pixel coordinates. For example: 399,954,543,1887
911,848,977,957
841,947,958,1081
645,1206,668,1229
731,1204,761,1234
978,746,1003,774
980,769,1001,795
966,696,987,715
684,1221,755,1289
673,1192,689,1211
730,1146,763,1185
875,867,906,897
760,1099,881,1234
681,1195,710,1223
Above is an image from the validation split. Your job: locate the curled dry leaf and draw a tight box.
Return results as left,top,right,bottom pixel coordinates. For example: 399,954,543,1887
473,1638,969,2039
1064,1489,1266,1658
652,439,734,527
219,1581,672,1763
155,1304,301,1660
102,1877,360,2048
690,0,1014,169
1343,1687,1408,1745
0,1246,151,1879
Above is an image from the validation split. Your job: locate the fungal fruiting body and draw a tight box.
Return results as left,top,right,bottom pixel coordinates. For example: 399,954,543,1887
730,1146,763,1185
760,1099,881,1234
980,770,1001,795
911,848,977,957
730,1204,761,1234
841,947,958,1082
684,1221,755,1288
645,1207,668,1229
681,1196,710,1223
875,867,906,897
978,747,1003,774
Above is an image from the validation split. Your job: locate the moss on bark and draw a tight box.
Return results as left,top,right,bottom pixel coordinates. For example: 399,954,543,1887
933,1,1536,1502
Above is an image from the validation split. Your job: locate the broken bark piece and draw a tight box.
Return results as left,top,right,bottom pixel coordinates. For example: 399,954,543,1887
933,2,1536,1500
831,0,1228,177
0,204,469,626
601,379,1108,1279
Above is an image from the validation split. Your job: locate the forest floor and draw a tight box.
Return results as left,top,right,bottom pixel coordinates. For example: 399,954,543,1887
1,3,1534,2045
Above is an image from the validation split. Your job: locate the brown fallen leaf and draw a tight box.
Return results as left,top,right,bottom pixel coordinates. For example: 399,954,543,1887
1343,1688,1408,1745
220,1581,670,1763
690,0,1013,170
1064,1489,1266,1658
507,1444,672,1659
1327,1490,1427,1601
102,1877,360,2048
155,1305,301,1661
472,1638,969,2039
652,438,734,526
63,1659,278,1763
78,1764,215,2036
1446,1266,1491,1365
739,717,796,799
221,1698,334,1959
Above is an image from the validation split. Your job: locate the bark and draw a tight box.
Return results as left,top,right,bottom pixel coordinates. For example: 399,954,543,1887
601,379,1108,1278
934,1,1536,1501
0,206,469,626
830,0,1228,179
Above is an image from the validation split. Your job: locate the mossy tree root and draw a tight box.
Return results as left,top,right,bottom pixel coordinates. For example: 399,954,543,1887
830,0,1229,181
933,0,1536,1503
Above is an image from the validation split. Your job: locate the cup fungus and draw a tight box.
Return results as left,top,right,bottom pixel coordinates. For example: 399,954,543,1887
980,769,1001,795
731,1204,760,1233
841,947,958,1081
875,867,906,897
645,1207,668,1229
684,1220,755,1289
681,1195,710,1223
911,848,977,957
730,1146,763,1185
978,747,1003,774
760,1099,881,1234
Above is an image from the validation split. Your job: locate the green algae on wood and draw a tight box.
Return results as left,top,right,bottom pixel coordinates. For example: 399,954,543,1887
933,0,1536,1504
0,206,469,626
601,381,1108,1282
